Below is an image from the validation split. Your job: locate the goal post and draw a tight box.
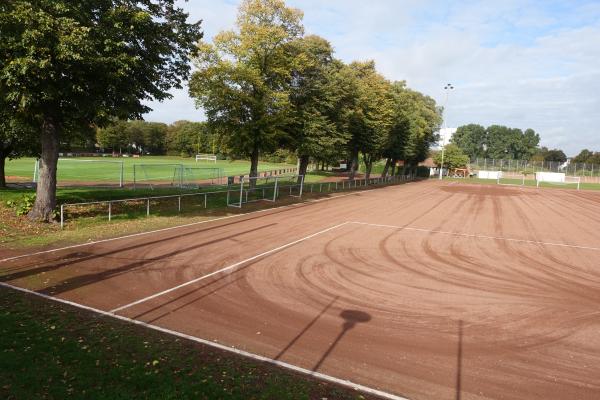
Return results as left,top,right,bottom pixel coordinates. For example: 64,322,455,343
497,173,525,186
177,166,224,188
535,172,580,190
133,163,184,190
226,175,304,208
195,154,217,163
477,170,502,180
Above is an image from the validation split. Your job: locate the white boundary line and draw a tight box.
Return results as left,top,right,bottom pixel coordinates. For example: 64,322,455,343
0,282,408,400
110,222,351,313
0,187,385,264
349,221,600,252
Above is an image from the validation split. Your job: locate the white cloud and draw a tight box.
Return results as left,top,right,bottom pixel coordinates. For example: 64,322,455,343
144,0,600,155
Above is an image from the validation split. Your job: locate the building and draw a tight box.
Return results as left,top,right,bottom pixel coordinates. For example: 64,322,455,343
433,127,457,150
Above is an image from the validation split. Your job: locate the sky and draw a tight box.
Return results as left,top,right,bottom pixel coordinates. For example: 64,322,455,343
144,0,600,156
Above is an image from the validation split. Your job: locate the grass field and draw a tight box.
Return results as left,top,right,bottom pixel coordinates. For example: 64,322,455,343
5,157,296,186
0,286,371,400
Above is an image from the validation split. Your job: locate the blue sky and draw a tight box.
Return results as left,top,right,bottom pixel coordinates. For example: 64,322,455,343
144,0,600,155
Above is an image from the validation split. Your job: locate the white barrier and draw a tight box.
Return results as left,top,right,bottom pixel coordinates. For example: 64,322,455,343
477,170,502,180
536,172,565,183
536,172,580,190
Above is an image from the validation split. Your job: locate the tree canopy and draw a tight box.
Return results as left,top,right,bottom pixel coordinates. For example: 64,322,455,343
433,144,469,170
191,0,441,182
451,124,540,160
1,0,202,220
572,149,600,164
189,0,303,184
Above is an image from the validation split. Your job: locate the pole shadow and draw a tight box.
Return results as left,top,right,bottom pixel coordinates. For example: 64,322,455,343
456,319,463,400
313,309,372,372
274,296,339,361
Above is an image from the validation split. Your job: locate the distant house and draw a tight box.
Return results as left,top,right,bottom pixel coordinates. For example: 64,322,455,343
433,127,457,150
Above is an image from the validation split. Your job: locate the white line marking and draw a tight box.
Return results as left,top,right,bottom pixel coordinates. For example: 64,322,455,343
0,188,382,264
110,222,351,313
349,221,600,252
0,281,409,400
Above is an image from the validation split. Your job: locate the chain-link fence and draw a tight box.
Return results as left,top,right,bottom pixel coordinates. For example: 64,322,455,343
469,158,600,183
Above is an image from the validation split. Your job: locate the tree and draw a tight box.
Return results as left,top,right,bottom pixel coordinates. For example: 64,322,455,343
0,105,37,187
166,121,213,156
338,61,393,180
544,149,567,163
1,0,202,221
189,0,303,186
451,124,486,159
572,149,600,164
433,144,469,171
285,36,349,179
96,121,129,154
398,88,442,170
456,124,539,160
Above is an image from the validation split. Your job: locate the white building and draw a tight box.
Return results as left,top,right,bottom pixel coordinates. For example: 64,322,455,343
434,127,457,150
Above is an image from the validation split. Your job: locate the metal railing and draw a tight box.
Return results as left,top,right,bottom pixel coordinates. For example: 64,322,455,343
59,173,417,228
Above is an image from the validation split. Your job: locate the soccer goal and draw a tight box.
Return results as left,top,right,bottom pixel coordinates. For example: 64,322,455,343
195,154,217,163
34,158,124,187
175,166,224,188
535,172,580,190
226,175,304,208
497,173,526,186
133,163,185,189
477,170,502,180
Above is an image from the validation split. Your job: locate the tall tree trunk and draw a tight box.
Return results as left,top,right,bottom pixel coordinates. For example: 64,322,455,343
249,145,259,188
0,153,6,188
29,120,59,221
348,149,359,180
390,160,397,177
297,154,309,184
364,154,373,181
381,158,392,178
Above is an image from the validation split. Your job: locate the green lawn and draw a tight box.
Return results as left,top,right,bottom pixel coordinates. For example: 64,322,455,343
0,286,371,400
5,156,296,186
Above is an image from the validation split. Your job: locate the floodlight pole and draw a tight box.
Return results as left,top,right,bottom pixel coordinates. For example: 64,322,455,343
439,83,454,180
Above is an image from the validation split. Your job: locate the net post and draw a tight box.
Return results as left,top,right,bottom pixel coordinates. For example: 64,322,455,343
33,159,39,183
204,193,207,208
180,165,183,188
146,198,150,216
273,177,279,201
108,201,112,221
60,204,64,229
239,177,244,208
119,162,124,188
178,196,181,212
133,165,137,190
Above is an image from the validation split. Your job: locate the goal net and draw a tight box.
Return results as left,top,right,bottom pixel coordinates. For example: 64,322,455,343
175,167,224,188
227,175,304,208
195,154,217,163
477,170,502,180
134,164,185,189
535,172,580,190
34,159,124,187
497,173,525,186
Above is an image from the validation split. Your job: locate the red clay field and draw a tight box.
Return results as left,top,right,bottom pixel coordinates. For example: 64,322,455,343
2,180,600,400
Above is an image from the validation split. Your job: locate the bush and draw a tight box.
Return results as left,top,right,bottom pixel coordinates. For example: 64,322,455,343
6,194,36,216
